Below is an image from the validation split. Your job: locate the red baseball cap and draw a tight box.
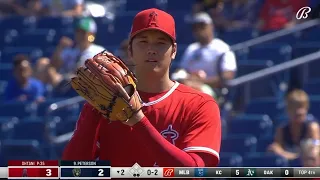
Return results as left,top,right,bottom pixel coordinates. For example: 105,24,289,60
129,8,176,42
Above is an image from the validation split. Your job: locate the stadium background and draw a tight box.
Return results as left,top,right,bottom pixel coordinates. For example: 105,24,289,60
0,0,320,170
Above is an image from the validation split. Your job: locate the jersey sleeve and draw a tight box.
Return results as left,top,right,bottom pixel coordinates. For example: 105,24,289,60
178,100,221,164
221,51,237,72
62,103,101,160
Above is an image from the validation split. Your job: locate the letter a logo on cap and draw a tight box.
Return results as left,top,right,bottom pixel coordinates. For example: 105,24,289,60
148,11,158,27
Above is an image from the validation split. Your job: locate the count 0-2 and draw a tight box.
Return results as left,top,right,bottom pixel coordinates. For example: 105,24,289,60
147,169,159,175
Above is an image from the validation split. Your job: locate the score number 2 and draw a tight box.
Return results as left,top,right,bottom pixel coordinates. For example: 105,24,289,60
97,168,109,177
98,169,104,176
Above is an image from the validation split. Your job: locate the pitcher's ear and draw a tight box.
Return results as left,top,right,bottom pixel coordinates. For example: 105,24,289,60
171,43,177,60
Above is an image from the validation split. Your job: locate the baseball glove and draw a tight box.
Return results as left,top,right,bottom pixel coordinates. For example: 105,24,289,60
70,50,143,122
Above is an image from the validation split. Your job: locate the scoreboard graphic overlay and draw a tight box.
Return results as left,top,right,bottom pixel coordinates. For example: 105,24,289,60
0,160,320,179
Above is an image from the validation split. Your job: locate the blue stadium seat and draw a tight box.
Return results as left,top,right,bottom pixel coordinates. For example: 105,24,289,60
0,116,19,140
166,1,193,11
245,97,284,118
299,26,320,42
54,28,74,42
172,12,194,44
8,29,56,47
237,60,273,76
54,141,68,159
231,60,282,99
243,153,289,167
234,48,249,61
96,14,133,46
304,79,320,95
229,114,273,138
12,117,51,142
256,136,273,152
106,45,119,54
309,96,320,118
221,134,257,155
0,80,8,100
36,17,75,30
220,28,254,45
273,34,299,44
0,16,37,31
0,140,44,163
0,65,12,80
293,43,320,58
43,46,56,57
221,119,227,137
230,82,280,110
248,44,292,63
1,29,19,48
52,116,77,136
125,0,158,11
289,158,301,167
0,102,35,118
1,47,43,64
292,43,320,78
219,153,243,167
94,17,120,47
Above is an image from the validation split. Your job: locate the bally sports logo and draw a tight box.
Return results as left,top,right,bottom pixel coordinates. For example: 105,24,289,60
163,168,174,177
296,7,312,19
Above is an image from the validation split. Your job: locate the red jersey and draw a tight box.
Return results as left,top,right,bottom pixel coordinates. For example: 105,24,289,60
259,0,307,31
63,82,221,167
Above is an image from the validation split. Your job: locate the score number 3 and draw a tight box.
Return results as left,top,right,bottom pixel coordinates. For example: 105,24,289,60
46,169,52,176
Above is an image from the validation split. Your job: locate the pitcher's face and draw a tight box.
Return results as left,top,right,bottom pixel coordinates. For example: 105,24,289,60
129,30,176,75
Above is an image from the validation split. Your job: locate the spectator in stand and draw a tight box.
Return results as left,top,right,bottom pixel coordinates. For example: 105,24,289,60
4,55,45,103
0,0,48,16
268,90,320,160
34,57,72,98
191,0,224,32
214,0,261,31
34,57,75,98
42,0,84,17
256,0,308,32
114,39,135,72
174,12,236,97
34,57,50,83
51,17,105,76
300,139,320,167
192,0,223,15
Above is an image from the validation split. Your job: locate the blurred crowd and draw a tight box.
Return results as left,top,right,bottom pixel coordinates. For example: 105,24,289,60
0,0,84,17
3,17,104,103
1,0,320,167
5,0,320,102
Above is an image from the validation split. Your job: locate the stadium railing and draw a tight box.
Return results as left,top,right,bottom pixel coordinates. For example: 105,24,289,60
226,51,320,91
45,96,84,116
220,19,320,110
46,96,85,145
230,19,320,52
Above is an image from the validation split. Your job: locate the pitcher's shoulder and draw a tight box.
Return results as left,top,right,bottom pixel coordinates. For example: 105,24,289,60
175,83,217,103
